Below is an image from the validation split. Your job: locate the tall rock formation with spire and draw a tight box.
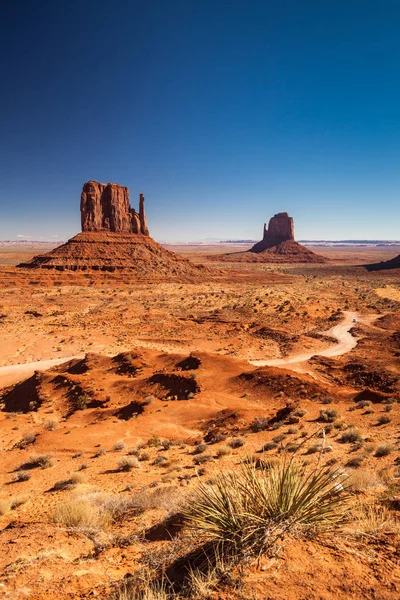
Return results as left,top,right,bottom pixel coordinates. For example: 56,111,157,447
251,212,294,252
80,181,149,235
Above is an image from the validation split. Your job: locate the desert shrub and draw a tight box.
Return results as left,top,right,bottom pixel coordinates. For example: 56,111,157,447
346,455,365,468
287,415,300,425
271,421,284,430
228,438,245,449
322,398,333,404
118,456,140,471
377,414,391,425
319,409,338,423
273,433,286,443
194,455,212,465
384,404,393,412
375,444,394,457
340,428,363,444
18,453,53,470
187,459,349,555
216,446,232,458
285,443,300,453
51,473,85,491
138,452,150,462
307,443,323,455
94,448,107,458
22,432,37,445
153,455,169,466
333,419,347,430
349,501,400,538
75,393,90,410
287,426,298,434
347,469,383,492
260,441,278,452
147,434,161,447
251,417,269,432
294,408,307,417
143,395,156,405
364,408,374,414
207,432,227,444
161,439,172,451
357,400,372,408
0,500,10,515
43,420,57,431
13,471,31,482
10,495,29,509
114,440,126,451
54,499,107,528
192,443,207,455
110,575,170,600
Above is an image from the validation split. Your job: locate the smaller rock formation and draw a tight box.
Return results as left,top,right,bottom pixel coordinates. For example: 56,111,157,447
251,212,294,252
80,180,149,235
365,253,400,271
208,210,327,264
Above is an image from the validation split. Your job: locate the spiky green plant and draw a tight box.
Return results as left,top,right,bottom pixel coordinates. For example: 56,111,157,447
187,458,350,554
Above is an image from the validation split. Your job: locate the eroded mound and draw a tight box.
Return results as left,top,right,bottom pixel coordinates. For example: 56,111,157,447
17,231,207,278
209,240,327,263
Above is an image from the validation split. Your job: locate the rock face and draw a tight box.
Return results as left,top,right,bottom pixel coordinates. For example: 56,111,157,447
18,180,206,278
250,212,294,252
208,211,327,264
80,181,149,235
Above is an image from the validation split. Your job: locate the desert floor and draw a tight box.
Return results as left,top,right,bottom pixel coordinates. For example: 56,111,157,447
0,245,399,599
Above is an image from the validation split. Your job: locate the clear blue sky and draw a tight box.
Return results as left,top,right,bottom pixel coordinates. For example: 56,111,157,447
1,0,399,241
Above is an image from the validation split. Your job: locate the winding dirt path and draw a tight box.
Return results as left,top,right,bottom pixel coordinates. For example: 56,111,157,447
250,311,363,368
0,355,83,388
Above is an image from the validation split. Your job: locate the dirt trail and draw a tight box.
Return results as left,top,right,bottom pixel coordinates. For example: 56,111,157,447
250,311,369,369
0,355,83,388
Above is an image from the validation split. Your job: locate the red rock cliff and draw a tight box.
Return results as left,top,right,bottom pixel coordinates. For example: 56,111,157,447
80,180,149,235
250,212,294,252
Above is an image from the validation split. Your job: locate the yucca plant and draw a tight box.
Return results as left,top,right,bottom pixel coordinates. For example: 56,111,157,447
187,457,350,555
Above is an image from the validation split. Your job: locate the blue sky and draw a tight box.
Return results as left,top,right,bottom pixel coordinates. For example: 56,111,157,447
1,0,400,241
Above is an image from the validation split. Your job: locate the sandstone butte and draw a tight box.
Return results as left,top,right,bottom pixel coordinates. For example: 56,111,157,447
18,181,205,278
210,212,327,264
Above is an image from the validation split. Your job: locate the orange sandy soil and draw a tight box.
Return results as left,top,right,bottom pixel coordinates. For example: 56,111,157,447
0,246,399,599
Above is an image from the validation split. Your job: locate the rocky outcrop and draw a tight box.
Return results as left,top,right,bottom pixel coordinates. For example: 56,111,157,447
250,212,294,252
80,180,149,235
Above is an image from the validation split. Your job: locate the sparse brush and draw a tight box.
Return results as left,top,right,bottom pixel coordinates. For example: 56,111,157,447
347,469,383,492
110,575,170,600
43,420,57,431
340,428,363,444
377,414,391,425
307,443,323,455
350,501,400,538
273,433,286,443
251,417,269,432
192,443,207,455
294,409,307,417
319,409,338,423
13,471,31,482
287,427,298,434
22,432,37,445
0,500,11,515
260,441,278,452
322,398,333,404
10,495,29,509
187,459,350,555
153,455,169,466
54,499,107,528
18,453,53,470
375,444,394,457
228,438,245,449
194,455,212,465
138,452,150,462
346,455,365,468
357,400,372,408
94,448,107,458
216,446,232,458
384,404,393,412
114,441,126,451
51,473,85,491
118,456,140,471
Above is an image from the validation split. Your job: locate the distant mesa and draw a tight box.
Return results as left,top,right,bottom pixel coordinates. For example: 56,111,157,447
210,211,327,264
250,212,294,252
18,180,205,278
